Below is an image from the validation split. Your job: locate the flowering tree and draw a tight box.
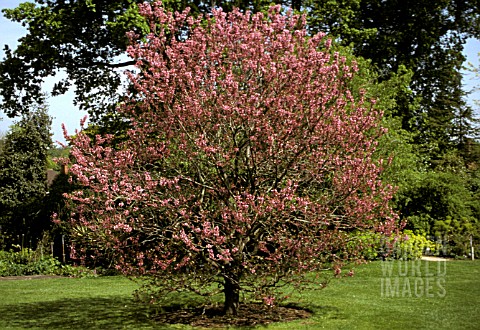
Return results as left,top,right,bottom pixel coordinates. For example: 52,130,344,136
62,2,398,315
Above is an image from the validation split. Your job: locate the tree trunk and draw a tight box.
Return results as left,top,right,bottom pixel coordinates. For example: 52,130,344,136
223,274,240,315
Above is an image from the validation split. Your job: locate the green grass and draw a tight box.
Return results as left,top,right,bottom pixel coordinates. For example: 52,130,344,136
0,276,162,329
0,260,479,329
283,259,480,329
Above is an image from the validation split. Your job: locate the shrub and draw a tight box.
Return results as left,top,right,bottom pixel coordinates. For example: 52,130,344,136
0,248,60,276
347,231,383,260
55,264,99,278
349,230,437,261
0,248,98,277
433,217,480,259
390,230,437,260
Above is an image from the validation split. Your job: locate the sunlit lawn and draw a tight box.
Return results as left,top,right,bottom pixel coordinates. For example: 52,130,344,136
285,259,480,330
0,260,479,329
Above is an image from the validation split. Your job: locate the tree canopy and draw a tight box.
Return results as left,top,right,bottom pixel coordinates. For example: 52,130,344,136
2,0,478,132
0,0,277,119
0,0,148,119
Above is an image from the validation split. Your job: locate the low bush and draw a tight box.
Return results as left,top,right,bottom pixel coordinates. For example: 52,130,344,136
54,264,99,278
349,230,437,261
0,248,60,276
0,248,97,277
390,230,437,260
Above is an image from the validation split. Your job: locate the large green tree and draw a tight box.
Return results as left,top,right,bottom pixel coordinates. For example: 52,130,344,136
0,105,52,247
2,0,478,134
1,0,148,120
301,0,480,239
305,0,480,157
0,0,277,120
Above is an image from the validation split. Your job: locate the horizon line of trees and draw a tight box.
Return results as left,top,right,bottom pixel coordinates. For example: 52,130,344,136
0,0,479,260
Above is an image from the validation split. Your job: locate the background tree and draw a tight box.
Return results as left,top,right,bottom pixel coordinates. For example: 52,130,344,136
0,104,53,248
307,0,479,154
0,0,149,120
2,1,478,151
308,0,480,239
63,4,399,315
0,0,276,120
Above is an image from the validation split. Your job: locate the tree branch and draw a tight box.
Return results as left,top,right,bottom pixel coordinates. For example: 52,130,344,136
92,60,137,68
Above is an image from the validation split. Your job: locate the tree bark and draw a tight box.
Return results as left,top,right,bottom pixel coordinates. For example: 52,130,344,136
223,274,240,315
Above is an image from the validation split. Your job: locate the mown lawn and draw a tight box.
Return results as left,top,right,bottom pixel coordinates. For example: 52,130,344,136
0,260,479,329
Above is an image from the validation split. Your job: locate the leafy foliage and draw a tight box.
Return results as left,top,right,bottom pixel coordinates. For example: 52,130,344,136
396,154,477,231
3,0,478,129
2,1,478,241
0,0,275,120
0,247,97,277
0,0,149,119
306,0,479,151
349,230,437,261
0,105,53,247
433,216,480,258
0,248,59,276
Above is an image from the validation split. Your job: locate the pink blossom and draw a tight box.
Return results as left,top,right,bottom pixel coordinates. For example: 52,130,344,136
63,3,400,313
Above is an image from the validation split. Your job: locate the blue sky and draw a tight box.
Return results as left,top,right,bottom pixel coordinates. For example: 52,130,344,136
0,0,479,144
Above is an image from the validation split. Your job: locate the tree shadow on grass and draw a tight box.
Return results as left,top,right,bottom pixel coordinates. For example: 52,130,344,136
153,302,313,328
0,296,337,329
0,297,162,330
